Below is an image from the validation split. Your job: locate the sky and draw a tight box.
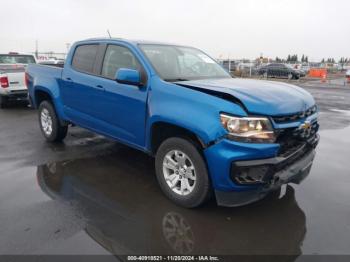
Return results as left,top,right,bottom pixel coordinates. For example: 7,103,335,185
0,0,349,61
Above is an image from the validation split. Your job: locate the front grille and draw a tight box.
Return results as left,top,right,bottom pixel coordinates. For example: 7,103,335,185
273,105,317,123
276,120,319,157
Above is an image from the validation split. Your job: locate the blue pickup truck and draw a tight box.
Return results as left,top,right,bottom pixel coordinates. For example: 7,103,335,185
26,38,319,208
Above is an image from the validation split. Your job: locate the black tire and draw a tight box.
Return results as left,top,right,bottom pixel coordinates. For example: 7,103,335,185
0,96,8,109
38,101,68,142
155,137,211,208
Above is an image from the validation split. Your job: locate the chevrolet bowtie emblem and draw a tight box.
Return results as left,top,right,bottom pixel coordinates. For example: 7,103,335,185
300,121,311,130
299,120,312,138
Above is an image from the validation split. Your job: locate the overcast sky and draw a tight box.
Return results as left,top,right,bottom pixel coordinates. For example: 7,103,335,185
0,0,348,61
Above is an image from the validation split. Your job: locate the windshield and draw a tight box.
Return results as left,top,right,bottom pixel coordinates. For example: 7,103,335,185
0,55,36,64
139,44,231,81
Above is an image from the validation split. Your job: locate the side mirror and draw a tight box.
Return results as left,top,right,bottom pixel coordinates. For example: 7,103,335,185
115,68,142,86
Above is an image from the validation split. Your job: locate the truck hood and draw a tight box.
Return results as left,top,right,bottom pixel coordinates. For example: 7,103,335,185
178,78,315,116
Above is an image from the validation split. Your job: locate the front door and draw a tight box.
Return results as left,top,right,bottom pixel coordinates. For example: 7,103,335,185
90,44,149,148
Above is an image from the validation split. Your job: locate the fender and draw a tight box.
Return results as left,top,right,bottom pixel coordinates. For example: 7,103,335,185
33,83,68,123
145,77,247,151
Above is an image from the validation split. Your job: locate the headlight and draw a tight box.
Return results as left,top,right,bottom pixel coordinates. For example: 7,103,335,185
220,114,275,143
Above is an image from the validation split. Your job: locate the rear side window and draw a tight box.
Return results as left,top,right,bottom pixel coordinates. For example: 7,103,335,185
101,45,141,79
0,55,35,64
72,44,98,74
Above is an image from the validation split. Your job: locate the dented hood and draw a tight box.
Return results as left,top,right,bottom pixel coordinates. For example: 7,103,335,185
178,78,315,116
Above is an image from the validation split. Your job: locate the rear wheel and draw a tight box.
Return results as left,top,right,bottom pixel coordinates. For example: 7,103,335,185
0,96,8,109
155,137,211,208
38,101,68,142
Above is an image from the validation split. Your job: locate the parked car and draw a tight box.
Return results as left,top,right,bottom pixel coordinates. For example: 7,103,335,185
299,64,310,74
258,63,302,79
346,70,350,83
0,53,36,108
26,38,319,208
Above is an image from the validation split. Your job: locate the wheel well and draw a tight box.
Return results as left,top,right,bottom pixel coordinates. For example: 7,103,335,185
150,122,205,155
35,90,52,107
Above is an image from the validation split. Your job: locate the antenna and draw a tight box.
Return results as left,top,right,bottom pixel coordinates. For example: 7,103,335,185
107,30,112,38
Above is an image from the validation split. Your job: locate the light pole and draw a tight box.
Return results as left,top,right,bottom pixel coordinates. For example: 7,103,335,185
65,43,71,58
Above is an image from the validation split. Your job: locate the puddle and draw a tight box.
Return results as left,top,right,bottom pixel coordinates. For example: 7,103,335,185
1,126,350,256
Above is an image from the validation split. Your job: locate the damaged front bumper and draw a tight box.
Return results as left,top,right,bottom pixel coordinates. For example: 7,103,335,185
205,133,319,207
215,146,316,207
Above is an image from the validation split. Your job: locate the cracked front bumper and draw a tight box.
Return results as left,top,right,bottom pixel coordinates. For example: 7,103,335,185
204,133,319,207
215,147,316,207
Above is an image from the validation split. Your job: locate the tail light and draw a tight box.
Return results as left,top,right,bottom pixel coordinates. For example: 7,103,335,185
25,72,29,88
0,76,9,88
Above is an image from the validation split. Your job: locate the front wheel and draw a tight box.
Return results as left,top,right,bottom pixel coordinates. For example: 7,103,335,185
155,137,212,208
38,101,68,142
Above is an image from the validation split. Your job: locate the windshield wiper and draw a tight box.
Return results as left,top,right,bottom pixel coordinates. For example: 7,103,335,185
164,78,189,82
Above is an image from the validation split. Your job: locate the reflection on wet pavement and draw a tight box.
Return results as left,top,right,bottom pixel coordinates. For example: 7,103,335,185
35,149,306,256
0,104,350,257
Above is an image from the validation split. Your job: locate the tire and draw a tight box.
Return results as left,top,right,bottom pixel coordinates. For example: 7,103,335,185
0,96,8,109
155,137,211,208
38,101,68,142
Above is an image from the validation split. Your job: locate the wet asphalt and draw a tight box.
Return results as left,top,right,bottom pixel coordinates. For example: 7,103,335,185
0,83,350,257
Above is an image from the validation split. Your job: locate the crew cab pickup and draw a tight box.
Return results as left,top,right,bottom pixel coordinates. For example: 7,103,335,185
26,38,319,208
0,53,36,108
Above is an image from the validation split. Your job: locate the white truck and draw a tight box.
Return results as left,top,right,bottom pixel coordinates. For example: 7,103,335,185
0,53,36,108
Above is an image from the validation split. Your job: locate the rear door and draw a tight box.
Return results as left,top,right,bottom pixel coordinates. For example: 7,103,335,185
274,64,283,78
267,64,276,77
281,65,290,78
61,44,105,128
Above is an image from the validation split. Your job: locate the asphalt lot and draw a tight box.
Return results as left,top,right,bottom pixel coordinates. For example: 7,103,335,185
0,81,350,258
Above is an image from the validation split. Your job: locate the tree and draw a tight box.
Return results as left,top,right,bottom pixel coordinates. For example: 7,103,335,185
339,57,346,70
287,55,291,62
301,54,305,62
321,58,325,63
305,56,308,63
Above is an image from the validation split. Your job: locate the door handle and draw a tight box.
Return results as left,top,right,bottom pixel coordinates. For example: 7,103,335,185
96,85,104,89
65,77,72,81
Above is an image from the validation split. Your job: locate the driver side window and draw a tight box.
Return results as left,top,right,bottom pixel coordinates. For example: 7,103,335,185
101,45,141,79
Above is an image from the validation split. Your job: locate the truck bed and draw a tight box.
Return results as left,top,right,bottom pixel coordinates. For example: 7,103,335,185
26,64,64,106
27,64,63,79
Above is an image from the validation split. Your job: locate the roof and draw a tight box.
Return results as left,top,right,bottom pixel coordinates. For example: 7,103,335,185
82,37,182,46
